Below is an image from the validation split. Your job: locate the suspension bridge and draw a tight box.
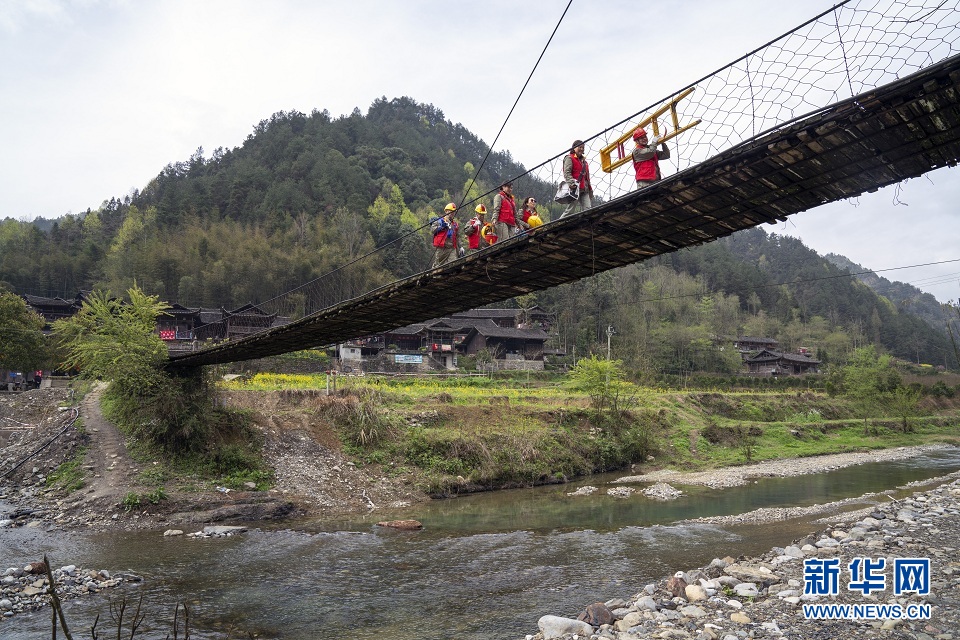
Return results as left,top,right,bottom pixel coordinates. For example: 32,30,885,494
169,0,960,369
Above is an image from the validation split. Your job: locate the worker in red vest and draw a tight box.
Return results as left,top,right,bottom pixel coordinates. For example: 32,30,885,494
491,180,518,242
518,196,543,233
632,127,671,188
560,139,593,218
430,203,460,268
464,204,488,252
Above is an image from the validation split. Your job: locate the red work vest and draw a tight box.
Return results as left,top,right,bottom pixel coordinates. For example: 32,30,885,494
570,153,591,191
466,217,483,249
433,219,459,248
497,191,517,226
634,153,660,182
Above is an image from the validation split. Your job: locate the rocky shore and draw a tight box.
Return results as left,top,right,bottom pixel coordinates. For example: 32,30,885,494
525,475,960,640
0,561,135,619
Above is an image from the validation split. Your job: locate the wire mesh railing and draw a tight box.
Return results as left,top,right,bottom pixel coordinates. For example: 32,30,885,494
178,0,960,353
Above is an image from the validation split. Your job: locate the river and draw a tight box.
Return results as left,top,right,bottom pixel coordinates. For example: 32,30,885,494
4,448,960,639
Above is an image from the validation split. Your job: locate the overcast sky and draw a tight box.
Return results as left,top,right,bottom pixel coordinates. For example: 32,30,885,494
1,0,958,303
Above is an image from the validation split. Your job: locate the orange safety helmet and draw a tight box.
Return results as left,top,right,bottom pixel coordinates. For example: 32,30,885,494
480,223,498,245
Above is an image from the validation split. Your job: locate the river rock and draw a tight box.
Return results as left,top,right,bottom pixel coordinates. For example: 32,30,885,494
24,561,47,575
618,611,644,628
723,563,780,584
666,572,688,597
538,615,593,639
730,611,752,624
376,520,423,530
163,529,184,536
577,602,613,626
685,584,708,601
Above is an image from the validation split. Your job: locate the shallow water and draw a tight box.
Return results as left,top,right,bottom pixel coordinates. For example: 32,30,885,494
3,448,960,640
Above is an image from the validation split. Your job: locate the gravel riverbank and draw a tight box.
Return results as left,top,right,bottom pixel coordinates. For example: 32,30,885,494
614,445,955,490
525,472,960,640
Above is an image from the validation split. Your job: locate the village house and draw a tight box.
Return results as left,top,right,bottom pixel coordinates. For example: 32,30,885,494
743,348,822,375
22,293,290,353
339,308,556,372
734,336,780,352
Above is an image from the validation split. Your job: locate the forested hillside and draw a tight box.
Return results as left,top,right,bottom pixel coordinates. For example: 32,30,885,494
533,228,957,375
823,253,952,331
1,96,956,372
1,97,557,306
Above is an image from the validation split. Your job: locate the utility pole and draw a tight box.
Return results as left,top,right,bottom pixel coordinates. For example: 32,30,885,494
606,325,615,389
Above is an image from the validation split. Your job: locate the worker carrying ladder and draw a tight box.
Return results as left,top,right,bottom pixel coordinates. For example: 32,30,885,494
599,87,701,173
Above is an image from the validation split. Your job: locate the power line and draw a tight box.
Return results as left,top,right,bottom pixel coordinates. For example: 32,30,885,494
203,0,576,331
595,258,960,307
458,0,574,209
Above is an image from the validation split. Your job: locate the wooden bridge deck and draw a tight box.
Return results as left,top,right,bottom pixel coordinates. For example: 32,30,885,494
170,54,960,368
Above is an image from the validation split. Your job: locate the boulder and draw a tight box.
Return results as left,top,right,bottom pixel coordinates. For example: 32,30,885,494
577,602,614,626
538,615,594,639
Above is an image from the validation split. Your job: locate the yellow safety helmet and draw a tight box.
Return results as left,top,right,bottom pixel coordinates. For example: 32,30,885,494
444,202,457,213
527,213,543,228
475,204,487,215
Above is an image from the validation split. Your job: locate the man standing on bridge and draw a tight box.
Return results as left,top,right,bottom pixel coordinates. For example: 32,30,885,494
560,140,593,218
431,203,460,268
632,128,670,188
491,181,518,242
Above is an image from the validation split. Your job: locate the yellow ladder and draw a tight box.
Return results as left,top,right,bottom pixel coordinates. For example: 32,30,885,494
600,87,701,173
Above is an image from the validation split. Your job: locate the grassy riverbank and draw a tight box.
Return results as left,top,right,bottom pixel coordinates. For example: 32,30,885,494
222,373,960,496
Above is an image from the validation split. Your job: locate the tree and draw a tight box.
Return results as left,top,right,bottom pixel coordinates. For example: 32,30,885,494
52,286,215,452
0,292,47,373
53,286,169,395
829,345,901,434
888,386,920,433
568,354,627,416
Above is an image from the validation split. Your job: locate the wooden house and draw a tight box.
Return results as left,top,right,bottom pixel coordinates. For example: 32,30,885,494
743,349,821,375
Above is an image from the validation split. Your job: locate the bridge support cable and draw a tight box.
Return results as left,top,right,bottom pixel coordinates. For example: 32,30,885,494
172,0,960,365
458,0,573,211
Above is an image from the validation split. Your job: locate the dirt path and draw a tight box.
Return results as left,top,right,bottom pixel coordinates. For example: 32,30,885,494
78,383,140,505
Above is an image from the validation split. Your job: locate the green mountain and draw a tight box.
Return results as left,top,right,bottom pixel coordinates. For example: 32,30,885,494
822,253,952,334
1,96,955,371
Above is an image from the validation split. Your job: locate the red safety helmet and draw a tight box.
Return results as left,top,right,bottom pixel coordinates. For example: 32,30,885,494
632,128,647,140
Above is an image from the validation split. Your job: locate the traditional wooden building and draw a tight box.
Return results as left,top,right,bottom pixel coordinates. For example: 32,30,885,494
370,315,550,370
743,349,821,375
157,303,202,341
734,336,779,352
21,292,92,330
